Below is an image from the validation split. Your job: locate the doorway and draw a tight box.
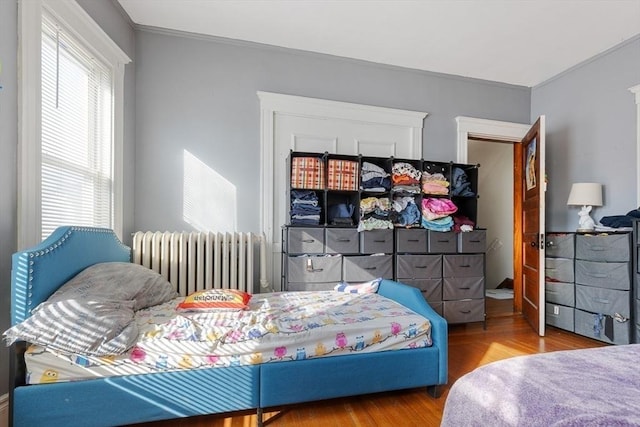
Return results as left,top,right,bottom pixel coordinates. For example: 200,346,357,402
456,116,531,316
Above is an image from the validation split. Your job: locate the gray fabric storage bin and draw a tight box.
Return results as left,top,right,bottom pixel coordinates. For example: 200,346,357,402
575,284,630,317
545,257,574,283
325,228,359,254
360,229,393,254
342,255,393,282
546,233,575,259
443,299,485,323
545,281,575,306
396,228,427,253
287,255,342,283
428,231,457,253
457,230,486,253
575,260,630,290
576,233,630,262
545,303,574,332
286,228,324,254
400,278,442,302
574,308,630,345
395,254,442,279
443,277,484,300
442,254,484,278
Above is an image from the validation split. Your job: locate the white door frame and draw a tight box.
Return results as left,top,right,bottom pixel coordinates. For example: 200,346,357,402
629,84,640,207
258,91,427,288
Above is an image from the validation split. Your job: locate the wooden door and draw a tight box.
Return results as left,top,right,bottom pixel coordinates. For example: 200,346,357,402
514,116,546,335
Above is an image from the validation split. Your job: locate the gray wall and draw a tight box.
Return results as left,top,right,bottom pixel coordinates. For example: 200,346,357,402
134,29,531,233
0,0,136,397
532,36,640,231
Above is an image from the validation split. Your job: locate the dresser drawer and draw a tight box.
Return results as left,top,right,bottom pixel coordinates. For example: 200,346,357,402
442,254,484,278
286,228,324,254
342,255,393,282
287,255,342,283
575,260,630,290
574,308,630,345
395,254,442,279
545,303,574,332
575,284,630,317
457,230,486,253
429,301,444,317
575,233,630,262
396,228,427,253
545,233,575,259
360,229,393,254
443,277,484,300
545,257,574,283
428,231,457,253
443,299,485,324
325,228,359,254
400,278,442,302
286,282,337,292
545,281,575,306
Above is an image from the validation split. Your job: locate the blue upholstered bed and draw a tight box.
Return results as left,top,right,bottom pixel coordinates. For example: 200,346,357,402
9,226,448,427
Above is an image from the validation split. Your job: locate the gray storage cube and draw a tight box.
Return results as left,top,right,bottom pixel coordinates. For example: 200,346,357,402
287,255,342,283
574,308,630,345
396,228,428,253
575,260,631,290
286,228,324,254
443,254,484,278
575,284,630,317
395,254,442,279
545,233,575,259
545,257,574,283
576,233,630,262
457,230,487,253
400,278,442,302
325,228,359,254
443,299,485,324
443,277,484,300
545,281,575,306
342,255,393,282
545,303,574,332
360,229,393,254
428,231,457,253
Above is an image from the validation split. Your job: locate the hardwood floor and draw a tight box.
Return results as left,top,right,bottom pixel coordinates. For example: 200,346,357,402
134,299,606,427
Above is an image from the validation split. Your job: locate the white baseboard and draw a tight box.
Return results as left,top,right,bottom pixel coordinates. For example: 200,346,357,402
0,393,8,427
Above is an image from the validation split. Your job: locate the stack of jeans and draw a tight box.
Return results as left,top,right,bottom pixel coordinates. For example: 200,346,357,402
290,190,321,225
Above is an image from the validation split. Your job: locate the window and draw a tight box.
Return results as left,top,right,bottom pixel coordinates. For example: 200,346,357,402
18,0,130,247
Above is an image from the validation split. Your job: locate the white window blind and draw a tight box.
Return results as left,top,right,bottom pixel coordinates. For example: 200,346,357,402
40,11,114,240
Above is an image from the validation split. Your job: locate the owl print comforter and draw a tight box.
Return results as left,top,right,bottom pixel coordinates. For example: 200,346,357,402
25,290,432,384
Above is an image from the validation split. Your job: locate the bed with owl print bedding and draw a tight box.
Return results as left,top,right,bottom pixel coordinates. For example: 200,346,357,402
22,290,433,384
7,226,447,427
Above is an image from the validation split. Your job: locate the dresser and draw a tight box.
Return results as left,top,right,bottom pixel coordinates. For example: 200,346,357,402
573,232,632,345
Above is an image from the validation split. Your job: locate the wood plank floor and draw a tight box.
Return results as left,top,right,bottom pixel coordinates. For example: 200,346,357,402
134,299,606,427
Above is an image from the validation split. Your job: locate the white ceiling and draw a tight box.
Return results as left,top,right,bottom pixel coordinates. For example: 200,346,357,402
117,0,640,87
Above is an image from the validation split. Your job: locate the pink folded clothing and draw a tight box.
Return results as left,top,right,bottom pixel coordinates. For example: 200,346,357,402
422,198,458,215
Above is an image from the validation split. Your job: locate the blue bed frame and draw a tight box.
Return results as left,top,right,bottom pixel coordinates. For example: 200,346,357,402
9,226,448,427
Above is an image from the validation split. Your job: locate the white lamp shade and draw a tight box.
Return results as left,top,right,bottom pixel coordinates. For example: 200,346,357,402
567,183,603,206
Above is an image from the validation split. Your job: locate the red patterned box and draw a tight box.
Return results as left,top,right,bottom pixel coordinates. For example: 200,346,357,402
327,159,359,191
291,157,325,189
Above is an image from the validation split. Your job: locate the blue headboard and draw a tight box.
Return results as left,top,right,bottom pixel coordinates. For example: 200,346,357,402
11,226,131,325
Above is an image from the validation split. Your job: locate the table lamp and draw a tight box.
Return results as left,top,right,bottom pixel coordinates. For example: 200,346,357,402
567,183,603,232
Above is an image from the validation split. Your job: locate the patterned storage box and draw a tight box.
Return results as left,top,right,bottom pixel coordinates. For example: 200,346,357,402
327,159,359,190
291,157,325,189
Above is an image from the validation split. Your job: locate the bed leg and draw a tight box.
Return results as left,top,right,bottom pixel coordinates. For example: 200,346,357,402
257,407,264,427
427,385,443,398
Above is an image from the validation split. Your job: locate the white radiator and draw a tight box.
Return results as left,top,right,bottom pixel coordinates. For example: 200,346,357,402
132,231,268,296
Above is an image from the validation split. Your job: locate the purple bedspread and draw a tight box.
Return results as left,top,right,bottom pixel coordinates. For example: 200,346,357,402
441,344,640,426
